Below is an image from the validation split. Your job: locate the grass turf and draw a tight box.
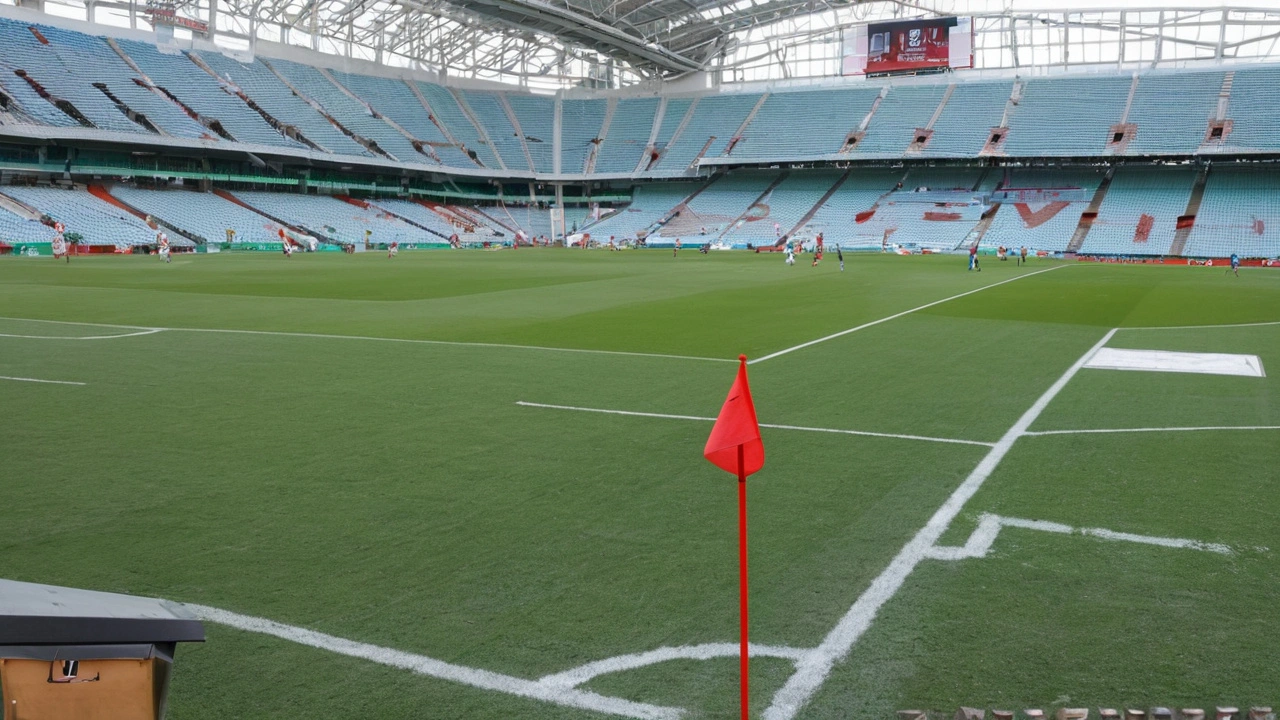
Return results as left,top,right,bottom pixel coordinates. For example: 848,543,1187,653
1,250,1277,719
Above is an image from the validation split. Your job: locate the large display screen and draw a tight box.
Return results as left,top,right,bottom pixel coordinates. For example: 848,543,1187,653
842,17,972,76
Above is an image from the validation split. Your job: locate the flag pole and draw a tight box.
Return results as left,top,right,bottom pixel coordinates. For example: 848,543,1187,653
738,442,749,720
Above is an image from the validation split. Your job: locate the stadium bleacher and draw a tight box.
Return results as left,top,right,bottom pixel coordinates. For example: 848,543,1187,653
594,97,658,174
1184,166,1280,258
110,185,282,244
1078,166,1195,256
1,185,172,246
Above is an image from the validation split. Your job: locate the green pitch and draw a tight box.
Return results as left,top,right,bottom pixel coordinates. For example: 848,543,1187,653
1,250,1277,719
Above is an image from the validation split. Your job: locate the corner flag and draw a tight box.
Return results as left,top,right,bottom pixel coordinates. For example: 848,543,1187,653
703,355,764,477
704,354,764,720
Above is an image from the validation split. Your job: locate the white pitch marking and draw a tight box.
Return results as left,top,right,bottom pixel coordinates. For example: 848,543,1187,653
750,265,1068,364
0,375,86,386
184,603,683,720
1024,425,1280,437
1120,319,1280,331
761,327,1117,720
0,316,731,364
537,643,809,690
927,513,1231,559
1084,348,1265,377
515,401,995,447
0,329,165,340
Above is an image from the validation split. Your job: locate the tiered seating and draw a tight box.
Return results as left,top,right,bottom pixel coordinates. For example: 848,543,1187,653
732,87,879,159
980,169,1105,252
1126,70,1222,156
1005,76,1131,156
197,52,369,156
851,168,986,249
331,71,471,166
0,19,142,133
673,171,777,237
414,82,500,168
368,199,467,237
460,91,528,171
505,94,555,173
923,81,1011,157
267,59,426,163
109,186,281,244
0,206,58,244
645,97,694,173
583,182,700,240
856,84,948,157
1079,167,1195,255
721,171,842,244
34,25,209,139
801,170,902,248
117,39,302,148
2,185,160,245
594,97,657,174
560,99,606,174
1184,167,1280,258
229,191,426,244
1221,67,1280,153
657,93,760,170
0,40,83,128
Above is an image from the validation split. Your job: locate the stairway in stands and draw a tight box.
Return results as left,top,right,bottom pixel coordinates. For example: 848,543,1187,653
1169,166,1211,256
1066,169,1115,252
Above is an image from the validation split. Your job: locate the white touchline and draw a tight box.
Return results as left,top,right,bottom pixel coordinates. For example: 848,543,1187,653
0,316,732,364
0,375,86,386
1120,319,1280,331
925,513,1233,559
515,401,995,447
184,603,684,720
760,327,1117,720
1024,425,1280,437
750,265,1068,364
0,329,165,340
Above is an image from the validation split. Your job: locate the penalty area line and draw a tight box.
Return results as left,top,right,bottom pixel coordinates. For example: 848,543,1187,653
1024,425,1280,437
0,375,86,386
750,264,1068,364
515,401,995,447
0,329,165,341
761,327,1117,720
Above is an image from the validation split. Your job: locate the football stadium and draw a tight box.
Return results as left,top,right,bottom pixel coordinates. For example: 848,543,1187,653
1,0,1279,717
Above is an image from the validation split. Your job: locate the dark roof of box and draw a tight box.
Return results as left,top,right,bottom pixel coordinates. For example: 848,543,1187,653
0,580,204,645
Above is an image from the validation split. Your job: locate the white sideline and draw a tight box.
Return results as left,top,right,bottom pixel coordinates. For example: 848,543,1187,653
925,513,1232,559
515,401,995,447
0,329,165,340
537,643,809,689
749,265,1068,364
1120,319,1280,331
0,375,86,386
0,316,732,364
761,327,1117,720
184,603,684,720
1024,425,1280,437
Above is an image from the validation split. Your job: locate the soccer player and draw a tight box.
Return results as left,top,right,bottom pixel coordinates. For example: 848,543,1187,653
785,244,795,266
388,241,399,259
968,244,980,271
1231,252,1240,277
674,238,681,257
51,221,68,263
1020,245,1028,265
279,228,294,257
157,230,171,263
837,244,844,272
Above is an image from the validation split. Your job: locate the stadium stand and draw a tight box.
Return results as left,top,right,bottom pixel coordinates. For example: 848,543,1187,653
921,81,1011,158
1,185,174,246
656,93,760,170
1126,70,1223,156
1184,166,1280,258
855,84,948,158
330,71,471,167
227,191,422,245
980,169,1106,253
414,82,501,168
720,171,844,245
506,94,555,173
1221,66,1280,153
1077,166,1195,256
732,87,879,160
560,98,607,174
1004,75,1131,157
593,97,658,174
584,182,700,240
460,91,530,171
109,185,282,244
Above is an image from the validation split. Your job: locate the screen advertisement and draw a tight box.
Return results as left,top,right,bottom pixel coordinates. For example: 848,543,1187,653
843,17,972,76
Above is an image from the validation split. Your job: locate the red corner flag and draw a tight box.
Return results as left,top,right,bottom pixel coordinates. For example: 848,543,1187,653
704,354,763,720
703,355,764,477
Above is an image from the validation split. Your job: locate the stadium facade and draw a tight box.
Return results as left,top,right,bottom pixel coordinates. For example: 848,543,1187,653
1,0,1279,258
